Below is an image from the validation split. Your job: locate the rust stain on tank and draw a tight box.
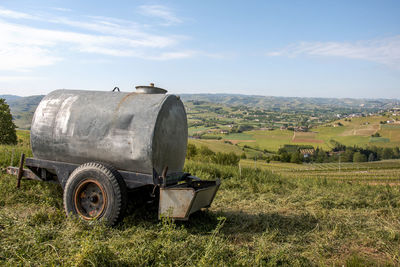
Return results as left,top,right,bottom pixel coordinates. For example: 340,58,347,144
116,92,137,112
111,92,138,127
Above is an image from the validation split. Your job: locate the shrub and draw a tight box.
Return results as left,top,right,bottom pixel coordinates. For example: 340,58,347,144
186,144,197,159
213,152,240,166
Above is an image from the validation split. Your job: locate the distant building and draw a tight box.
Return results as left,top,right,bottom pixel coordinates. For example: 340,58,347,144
294,126,308,132
300,149,315,158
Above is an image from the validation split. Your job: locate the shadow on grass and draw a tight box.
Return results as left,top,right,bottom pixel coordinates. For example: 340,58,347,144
122,192,318,240
186,210,319,237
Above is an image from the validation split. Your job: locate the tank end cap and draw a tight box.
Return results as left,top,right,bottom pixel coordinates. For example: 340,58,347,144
135,84,167,94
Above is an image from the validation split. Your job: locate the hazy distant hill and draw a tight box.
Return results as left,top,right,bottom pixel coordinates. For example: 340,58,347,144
1,93,399,129
179,94,400,111
0,94,44,129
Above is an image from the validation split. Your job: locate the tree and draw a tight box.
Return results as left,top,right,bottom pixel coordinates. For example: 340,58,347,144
368,153,375,162
341,150,354,162
353,152,367,162
315,149,328,163
0,98,17,145
393,147,400,159
382,148,394,159
290,152,303,164
280,152,291,162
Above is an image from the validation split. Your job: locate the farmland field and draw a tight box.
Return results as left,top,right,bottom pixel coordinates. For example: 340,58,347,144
0,131,400,265
192,116,400,152
240,159,400,184
188,138,244,154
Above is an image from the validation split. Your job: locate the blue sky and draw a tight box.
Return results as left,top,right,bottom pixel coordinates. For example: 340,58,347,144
0,0,399,98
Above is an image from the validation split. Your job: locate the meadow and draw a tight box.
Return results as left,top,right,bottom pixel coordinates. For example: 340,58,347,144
0,132,399,266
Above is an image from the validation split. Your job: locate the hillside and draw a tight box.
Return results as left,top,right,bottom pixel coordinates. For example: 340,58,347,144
180,93,400,111
0,94,44,129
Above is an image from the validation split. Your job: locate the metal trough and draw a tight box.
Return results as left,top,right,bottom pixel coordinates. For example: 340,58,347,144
159,179,220,220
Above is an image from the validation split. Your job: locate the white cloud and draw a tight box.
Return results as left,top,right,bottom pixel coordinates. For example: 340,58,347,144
0,7,36,19
138,5,182,26
0,75,42,82
143,50,198,60
0,6,194,71
267,36,400,69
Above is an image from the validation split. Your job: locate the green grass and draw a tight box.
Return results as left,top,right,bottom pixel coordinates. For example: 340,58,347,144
382,124,400,129
370,137,390,143
1,132,400,265
222,132,255,140
0,130,32,168
241,159,400,184
188,139,244,155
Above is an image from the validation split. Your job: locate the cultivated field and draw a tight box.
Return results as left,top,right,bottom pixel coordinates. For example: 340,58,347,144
240,159,400,185
191,116,400,152
0,132,399,265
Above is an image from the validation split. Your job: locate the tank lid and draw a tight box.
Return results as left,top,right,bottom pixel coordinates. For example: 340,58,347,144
135,83,167,94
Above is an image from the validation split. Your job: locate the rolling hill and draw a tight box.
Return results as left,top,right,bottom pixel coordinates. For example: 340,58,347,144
0,94,44,129
1,93,399,130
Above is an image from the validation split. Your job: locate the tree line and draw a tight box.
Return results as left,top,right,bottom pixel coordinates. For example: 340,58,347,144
271,143,400,164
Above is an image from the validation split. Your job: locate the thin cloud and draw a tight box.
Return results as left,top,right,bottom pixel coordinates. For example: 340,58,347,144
0,7,36,19
0,75,43,82
50,7,72,12
138,5,182,26
267,36,400,69
0,6,195,71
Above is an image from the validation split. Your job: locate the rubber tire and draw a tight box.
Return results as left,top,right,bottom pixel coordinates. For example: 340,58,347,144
64,162,127,226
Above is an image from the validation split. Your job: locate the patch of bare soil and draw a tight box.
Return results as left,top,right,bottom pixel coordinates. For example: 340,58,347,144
227,140,256,145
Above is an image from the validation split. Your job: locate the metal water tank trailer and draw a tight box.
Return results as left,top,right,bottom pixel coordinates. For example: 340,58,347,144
7,84,220,225
31,85,187,176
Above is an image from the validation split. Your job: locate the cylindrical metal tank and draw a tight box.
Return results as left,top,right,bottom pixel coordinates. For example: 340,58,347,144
31,85,188,175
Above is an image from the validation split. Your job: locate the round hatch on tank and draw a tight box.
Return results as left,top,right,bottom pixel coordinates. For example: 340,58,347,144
135,83,167,94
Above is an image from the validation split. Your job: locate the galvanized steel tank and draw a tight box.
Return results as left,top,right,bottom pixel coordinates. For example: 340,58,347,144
30,85,188,175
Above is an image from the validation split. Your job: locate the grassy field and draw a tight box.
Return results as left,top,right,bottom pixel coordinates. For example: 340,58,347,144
0,130,32,168
188,139,244,155
240,159,400,184
1,132,400,265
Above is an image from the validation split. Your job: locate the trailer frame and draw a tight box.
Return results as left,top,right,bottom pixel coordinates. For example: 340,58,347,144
6,155,220,221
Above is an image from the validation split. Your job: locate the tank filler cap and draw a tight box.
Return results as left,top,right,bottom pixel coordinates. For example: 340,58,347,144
135,83,167,94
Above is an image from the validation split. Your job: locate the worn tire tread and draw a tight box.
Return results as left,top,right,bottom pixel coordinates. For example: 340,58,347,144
63,162,127,226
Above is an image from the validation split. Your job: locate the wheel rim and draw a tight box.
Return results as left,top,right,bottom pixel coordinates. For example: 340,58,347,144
74,179,107,220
